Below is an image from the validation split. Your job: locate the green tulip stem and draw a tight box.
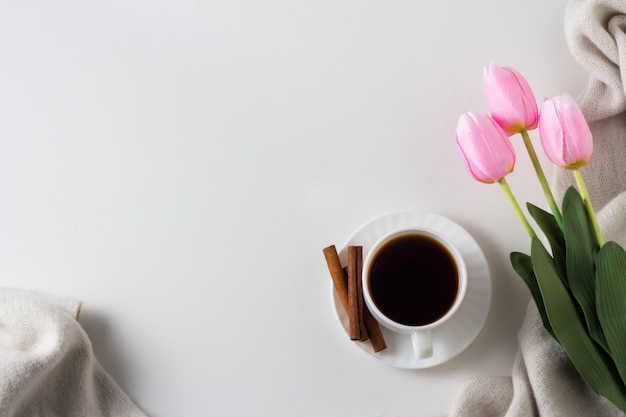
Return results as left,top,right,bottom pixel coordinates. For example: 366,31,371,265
498,177,537,239
573,169,604,247
520,129,563,228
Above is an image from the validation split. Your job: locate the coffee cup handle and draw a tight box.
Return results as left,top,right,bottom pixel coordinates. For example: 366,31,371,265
411,329,433,359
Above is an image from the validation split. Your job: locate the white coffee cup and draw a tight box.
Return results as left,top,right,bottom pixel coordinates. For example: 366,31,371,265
362,228,467,359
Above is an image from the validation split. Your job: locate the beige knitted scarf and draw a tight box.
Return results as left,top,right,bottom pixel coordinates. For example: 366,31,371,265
0,288,148,417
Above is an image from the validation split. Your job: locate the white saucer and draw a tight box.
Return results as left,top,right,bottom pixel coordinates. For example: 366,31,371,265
332,211,491,369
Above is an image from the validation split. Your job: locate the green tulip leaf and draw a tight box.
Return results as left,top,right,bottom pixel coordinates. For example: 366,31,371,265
531,237,626,411
596,241,626,386
510,251,556,340
562,186,607,352
527,202,566,283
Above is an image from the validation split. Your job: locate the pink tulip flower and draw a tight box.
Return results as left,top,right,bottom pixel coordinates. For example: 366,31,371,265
483,64,538,135
456,112,516,184
538,93,593,169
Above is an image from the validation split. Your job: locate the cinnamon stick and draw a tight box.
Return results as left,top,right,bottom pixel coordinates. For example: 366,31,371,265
323,245,386,352
355,246,368,340
347,246,361,340
347,265,386,352
363,306,386,352
323,245,349,312
348,246,369,340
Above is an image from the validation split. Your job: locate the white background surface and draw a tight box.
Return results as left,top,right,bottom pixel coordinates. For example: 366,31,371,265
0,1,587,416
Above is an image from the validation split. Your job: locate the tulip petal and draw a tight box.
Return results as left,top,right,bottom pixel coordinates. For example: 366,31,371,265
456,112,516,184
539,93,593,169
483,64,538,135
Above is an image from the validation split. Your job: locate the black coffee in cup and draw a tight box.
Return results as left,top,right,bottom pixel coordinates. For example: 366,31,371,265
367,233,459,326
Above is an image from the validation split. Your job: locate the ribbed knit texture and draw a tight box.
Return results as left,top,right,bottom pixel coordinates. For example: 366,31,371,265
0,288,148,417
